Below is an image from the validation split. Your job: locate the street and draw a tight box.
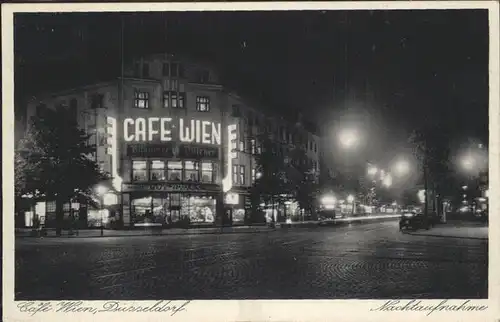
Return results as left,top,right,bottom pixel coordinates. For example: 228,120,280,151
15,220,487,300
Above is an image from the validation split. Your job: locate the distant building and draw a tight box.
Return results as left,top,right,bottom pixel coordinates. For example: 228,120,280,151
17,53,321,229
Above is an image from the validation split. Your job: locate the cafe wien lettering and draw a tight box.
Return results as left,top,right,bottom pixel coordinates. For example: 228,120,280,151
124,117,222,145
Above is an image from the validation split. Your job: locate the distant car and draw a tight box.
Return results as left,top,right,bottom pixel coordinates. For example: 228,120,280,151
399,212,432,231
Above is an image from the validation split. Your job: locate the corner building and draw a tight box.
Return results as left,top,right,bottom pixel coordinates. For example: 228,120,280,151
21,54,321,228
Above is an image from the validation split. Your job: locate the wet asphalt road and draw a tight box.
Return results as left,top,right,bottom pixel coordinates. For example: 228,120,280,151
15,220,488,300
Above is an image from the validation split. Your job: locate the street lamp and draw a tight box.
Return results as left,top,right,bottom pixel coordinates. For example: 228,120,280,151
393,159,410,177
95,185,109,237
367,165,378,176
339,129,360,149
382,174,392,188
461,155,475,172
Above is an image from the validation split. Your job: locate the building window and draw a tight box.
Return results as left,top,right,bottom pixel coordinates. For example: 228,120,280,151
167,161,182,181
132,161,148,181
239,165,245,185
239,139,245,152
184,161,200,182
150,160,166,181
163,91,185,108
314,143,317,153
90,94,104,109
201,162,214,183
196,96,210,112
162,63,170,77
142,63,149,77
250,139,256,154
134,63,140,77
198,70,210,83
232,105,241,117
171,63,179,77
252,168,256,183
134,91,149,109
232,165,239,185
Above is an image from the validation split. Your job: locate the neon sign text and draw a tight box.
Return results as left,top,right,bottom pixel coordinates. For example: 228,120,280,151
123,118,221,145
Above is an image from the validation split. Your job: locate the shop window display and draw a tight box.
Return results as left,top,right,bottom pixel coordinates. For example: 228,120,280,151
167,161,182,181
130,194,216,226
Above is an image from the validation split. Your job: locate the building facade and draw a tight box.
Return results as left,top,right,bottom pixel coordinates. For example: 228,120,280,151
18,54,321,228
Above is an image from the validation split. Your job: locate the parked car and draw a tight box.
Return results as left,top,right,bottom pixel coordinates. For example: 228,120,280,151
399,212,432,231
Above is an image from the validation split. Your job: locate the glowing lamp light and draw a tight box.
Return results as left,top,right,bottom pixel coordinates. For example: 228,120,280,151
95,185,109,196
461,155,475,171
417,189,426,204
382,174,392,187
394,160,410,176
103,192,118,206
339,129,359,149
367,166,378,176
321,195,336,205
347,195,355,203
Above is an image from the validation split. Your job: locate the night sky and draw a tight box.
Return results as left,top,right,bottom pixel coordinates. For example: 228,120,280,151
14,9,489,169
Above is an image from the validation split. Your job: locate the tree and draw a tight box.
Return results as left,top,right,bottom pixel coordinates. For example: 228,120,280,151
251,133,290,223
409,125,453,215
288,147,318,220
16,104,109,235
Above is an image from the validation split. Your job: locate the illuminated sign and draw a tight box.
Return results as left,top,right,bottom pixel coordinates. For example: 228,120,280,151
123,118,221,145
222,124,238,192
122,183,220,192
106,116,123,191
126,143,219,159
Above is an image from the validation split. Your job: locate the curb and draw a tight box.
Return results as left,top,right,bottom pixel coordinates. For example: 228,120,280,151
406,232,488,241
15,228,276,239
15,216,401,239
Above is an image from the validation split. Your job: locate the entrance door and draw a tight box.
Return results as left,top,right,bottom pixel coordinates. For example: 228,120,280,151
169,209,181,223
224,208,233,226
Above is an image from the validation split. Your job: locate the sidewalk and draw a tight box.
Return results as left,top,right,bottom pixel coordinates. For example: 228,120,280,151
408,221,488,240
15,213,401,239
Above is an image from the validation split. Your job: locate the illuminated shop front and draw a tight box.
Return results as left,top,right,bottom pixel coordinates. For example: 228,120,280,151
122,183,220,227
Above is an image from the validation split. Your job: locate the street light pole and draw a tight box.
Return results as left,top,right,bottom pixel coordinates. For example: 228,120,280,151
100,196,104,237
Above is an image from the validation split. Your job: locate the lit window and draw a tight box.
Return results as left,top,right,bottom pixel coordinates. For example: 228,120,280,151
134,91,149,109
196,96,210,112
201,162,214,183
184,161,200,182
251,139,256,154
252,168,256,183
232,165,239,185
167,161,182,181
163,91,184,108
150,161,166,181
239,140,245,152
239,165,245,185
132,161,148,181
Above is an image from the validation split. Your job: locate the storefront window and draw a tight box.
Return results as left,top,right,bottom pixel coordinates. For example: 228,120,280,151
185,195,215,223
132,161,148,181
150,160,166,181
167,161,182,181
201,162,214,183
184,161,199,182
